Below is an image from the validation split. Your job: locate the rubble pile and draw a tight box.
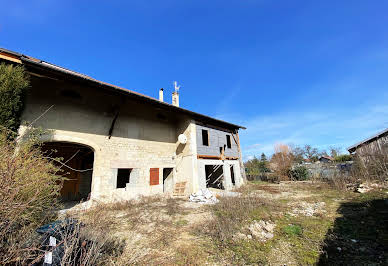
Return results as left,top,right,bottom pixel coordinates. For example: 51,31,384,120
189,189,219,204
289,201,326,216
234,220,276,242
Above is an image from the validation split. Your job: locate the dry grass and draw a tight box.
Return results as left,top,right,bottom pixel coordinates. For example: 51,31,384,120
74,196,210,265
196,181,365,265
54,181,388,265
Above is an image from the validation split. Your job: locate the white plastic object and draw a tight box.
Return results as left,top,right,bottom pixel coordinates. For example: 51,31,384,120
178,134,187,144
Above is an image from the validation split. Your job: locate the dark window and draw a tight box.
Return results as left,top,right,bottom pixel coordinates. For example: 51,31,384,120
226,135,232,149
202,129,209,146
117,169,131,188
230,165,235,185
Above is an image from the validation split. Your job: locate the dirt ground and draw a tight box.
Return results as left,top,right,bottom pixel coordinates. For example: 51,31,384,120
69,181,387,265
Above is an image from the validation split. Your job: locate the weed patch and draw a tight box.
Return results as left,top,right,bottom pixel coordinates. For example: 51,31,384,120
283,224,302,236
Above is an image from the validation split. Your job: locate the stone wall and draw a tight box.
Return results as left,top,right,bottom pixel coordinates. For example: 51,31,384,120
19,76,243,201
19,76,196,201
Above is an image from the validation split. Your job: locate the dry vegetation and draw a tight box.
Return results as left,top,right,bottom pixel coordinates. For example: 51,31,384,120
0,128,62,264
71,196,212,265
1,126,387,265
56,180,387,265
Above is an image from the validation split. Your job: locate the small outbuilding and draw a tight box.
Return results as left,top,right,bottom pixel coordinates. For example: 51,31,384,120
348,128,388,156
318,155,333,163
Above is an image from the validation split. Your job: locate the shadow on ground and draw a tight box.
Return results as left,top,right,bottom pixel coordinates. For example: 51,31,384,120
318,194,388,265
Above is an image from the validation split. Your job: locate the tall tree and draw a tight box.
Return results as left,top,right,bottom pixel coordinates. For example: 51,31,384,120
0,63,29,134
260,152,267,162
303,145,319,161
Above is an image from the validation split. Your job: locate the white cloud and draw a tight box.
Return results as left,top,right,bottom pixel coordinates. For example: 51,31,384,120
238,102,388,160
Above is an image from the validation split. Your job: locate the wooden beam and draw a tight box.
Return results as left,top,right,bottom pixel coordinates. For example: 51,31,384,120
231,132,238,145
197,154,239,160
108,109,120,139
235,131,247,180
197,154,221,160
0,52,22,64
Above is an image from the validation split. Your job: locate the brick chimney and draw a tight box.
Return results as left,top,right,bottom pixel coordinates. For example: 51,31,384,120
172,91,179,107
159,88,164,102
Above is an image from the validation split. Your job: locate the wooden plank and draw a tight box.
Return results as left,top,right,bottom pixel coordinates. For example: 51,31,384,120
173,181,187,196
225,156,239,160
197,154,221,160
236,131,247,180
0,52,22,63
197,154,238,160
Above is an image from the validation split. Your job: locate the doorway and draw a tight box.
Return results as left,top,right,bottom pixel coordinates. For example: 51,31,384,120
205,164,224,190
163,168,173,192
40,142,94,202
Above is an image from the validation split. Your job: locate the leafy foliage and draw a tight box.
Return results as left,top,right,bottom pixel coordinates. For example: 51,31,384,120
289,166,310,181
245,153,270,176
0,63,29,134
334,154,352,162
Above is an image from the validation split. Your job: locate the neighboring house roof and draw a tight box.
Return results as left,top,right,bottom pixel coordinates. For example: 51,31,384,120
319,155,333,161
0,48,245,131
347,128,388,153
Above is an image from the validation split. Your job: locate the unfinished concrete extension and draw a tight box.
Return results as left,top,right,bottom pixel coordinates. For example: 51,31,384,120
1,47,246,203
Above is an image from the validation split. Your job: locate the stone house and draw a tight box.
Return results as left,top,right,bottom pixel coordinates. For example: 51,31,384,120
0,48,246,202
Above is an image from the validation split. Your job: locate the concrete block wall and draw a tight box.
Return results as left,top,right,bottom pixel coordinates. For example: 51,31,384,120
197,159,243,190
196,124,239,157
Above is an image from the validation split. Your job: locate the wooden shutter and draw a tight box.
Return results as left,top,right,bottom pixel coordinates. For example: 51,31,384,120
150,168,159,186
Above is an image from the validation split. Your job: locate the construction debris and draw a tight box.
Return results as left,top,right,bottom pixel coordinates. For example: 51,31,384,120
289,201,326,217
355,182,380,193
234,220,276,242
249,220,276,241
211,190,241,198
189,189,219,204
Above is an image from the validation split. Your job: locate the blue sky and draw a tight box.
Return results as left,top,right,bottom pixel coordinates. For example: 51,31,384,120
1,0,388,160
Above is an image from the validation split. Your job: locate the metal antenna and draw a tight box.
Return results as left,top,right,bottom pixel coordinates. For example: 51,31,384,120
174,81,180,92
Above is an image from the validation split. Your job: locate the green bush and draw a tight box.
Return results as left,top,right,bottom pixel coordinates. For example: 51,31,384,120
0,63,29,134
289,166,310,181
334,154,352,162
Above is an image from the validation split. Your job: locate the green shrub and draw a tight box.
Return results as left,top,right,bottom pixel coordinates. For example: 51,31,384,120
334,154,352,162
282,224,302,236
289,166,310,181
0,63,29,134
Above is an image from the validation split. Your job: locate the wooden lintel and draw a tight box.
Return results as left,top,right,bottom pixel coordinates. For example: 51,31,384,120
197,154,239,160
197,155,221,160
